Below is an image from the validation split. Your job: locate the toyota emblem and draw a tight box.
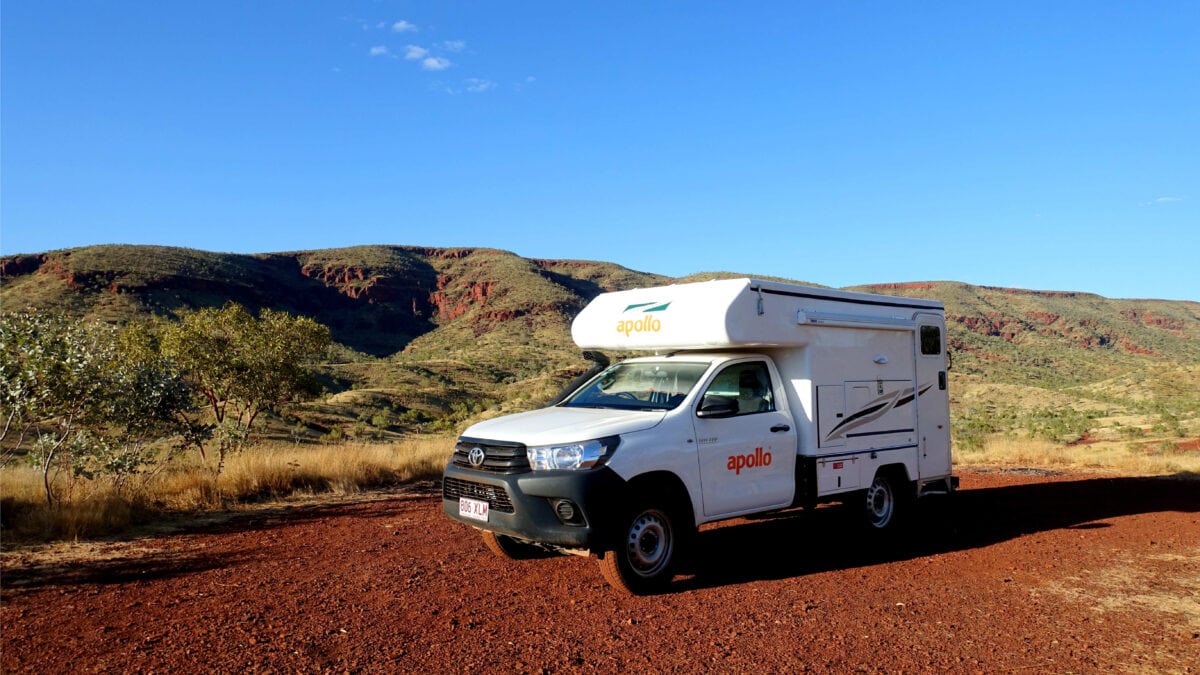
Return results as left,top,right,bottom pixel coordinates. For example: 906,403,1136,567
468,446,486,467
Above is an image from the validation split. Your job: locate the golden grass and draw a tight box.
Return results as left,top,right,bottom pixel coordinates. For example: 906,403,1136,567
6,427,1196,542
1,436,454,541
954,434,1200,476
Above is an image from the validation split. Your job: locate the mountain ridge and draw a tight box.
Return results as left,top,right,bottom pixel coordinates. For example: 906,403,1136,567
4,244,1199,437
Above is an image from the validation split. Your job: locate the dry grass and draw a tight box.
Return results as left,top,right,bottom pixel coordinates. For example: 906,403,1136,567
7,426,1196,542
954,434,1200,476
1,436,454,542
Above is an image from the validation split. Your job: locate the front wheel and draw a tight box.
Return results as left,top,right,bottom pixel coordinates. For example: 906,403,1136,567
598,503,684,595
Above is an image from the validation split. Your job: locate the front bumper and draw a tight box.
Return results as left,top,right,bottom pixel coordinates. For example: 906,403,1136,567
442,462,629,550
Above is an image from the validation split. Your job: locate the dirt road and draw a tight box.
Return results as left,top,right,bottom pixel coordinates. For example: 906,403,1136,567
3,470,1198,672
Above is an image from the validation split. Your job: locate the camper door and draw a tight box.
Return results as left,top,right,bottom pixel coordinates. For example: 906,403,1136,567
915,315,951,478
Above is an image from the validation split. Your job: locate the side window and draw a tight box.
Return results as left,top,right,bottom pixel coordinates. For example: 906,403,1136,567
920,325,942,356
701,362,774,415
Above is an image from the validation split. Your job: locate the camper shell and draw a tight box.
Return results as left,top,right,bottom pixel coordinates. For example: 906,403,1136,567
443,278,954,593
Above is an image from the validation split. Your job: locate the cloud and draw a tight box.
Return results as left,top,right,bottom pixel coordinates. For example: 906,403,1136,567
369,45,390,57
465,78,496,93
404,45,428,60
442,40,467,52
1142,195,1188,206
392,20,417,33
422,56,451,71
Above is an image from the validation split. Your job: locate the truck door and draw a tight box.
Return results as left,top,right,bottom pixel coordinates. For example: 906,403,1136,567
693,360,797,517
915,316,951,478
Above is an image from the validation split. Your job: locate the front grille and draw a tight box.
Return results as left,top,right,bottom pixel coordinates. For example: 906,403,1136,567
452,437,530,474
443,477,515,513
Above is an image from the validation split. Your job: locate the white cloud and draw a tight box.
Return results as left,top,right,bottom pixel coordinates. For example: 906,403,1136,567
465,78,496,93
404,45,428,60
392,20,418,33
369,45,389,57
422,56,451,71
1142,195,1187,206
443,40,467,52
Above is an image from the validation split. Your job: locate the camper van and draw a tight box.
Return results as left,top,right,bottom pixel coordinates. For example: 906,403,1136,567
442,278,955,593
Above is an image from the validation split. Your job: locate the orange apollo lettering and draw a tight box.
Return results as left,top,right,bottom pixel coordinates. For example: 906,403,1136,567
615,316,662,337
726,447,772,475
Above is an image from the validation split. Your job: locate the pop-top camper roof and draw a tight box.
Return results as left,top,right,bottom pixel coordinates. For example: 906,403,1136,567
571,278,943,351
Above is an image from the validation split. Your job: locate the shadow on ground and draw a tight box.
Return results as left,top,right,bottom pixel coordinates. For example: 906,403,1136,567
674,474,1199,592
0,548,253,595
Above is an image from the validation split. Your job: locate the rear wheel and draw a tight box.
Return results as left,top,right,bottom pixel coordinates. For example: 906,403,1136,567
480,531,547,560
863,472,903,531
598,501,685,595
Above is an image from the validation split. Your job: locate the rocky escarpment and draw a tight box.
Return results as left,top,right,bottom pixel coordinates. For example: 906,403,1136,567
4,244,1198,385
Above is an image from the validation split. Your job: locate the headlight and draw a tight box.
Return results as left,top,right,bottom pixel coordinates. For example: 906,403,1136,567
527,436,619,471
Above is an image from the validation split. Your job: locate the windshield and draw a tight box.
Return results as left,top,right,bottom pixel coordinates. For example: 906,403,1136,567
561,361,710,411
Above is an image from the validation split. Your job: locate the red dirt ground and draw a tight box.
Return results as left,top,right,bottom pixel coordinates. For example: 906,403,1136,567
2,470,1198,673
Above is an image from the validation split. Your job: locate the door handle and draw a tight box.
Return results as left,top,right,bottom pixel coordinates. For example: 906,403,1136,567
770,424,791,433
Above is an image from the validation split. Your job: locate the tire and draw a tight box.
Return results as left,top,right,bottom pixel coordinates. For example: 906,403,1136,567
480,530,547,560
598,502,684,595
862,472,903,531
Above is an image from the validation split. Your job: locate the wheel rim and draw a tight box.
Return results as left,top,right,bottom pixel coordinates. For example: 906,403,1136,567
865,477,894,528
624,509,672,577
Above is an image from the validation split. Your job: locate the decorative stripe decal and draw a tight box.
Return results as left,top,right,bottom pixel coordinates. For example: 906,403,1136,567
824,382,934,443
826,395,900,438
894,383,932,409
846,428,917,439
623,301,671,313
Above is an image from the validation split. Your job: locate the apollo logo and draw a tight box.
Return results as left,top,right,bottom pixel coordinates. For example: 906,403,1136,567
727,447,772,475
615,301,670,337
617,316,661,336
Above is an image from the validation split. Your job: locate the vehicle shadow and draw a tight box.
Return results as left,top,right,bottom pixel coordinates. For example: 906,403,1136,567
0,548,253,598
0,489,440,596
673,473,1199,592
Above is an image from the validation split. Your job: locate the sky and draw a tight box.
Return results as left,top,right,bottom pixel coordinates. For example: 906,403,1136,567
2,2,1197,301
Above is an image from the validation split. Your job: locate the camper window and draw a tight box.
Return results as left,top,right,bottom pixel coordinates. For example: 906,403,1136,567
920,326,942,356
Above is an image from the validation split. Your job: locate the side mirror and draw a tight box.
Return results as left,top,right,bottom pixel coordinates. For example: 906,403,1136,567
696,395,739,418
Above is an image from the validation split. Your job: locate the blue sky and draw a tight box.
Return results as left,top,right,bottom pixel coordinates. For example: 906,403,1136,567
2,2,1197,301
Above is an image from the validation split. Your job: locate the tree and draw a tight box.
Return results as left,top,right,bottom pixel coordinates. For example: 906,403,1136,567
157,304,331,472
1,313,113,505
77,322,198,493
1,313,197,505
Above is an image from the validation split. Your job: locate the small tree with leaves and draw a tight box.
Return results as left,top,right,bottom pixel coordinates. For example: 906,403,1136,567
1,313,114,505
2,313,197,505
76,322,198,494
157,304,331,473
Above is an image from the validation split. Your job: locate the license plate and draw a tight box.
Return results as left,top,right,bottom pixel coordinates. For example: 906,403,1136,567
459,497,489,522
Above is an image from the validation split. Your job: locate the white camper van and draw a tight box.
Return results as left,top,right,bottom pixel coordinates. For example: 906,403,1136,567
442,278,955,593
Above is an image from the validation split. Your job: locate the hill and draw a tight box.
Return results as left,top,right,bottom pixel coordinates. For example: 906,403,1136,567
3,244,1199,450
